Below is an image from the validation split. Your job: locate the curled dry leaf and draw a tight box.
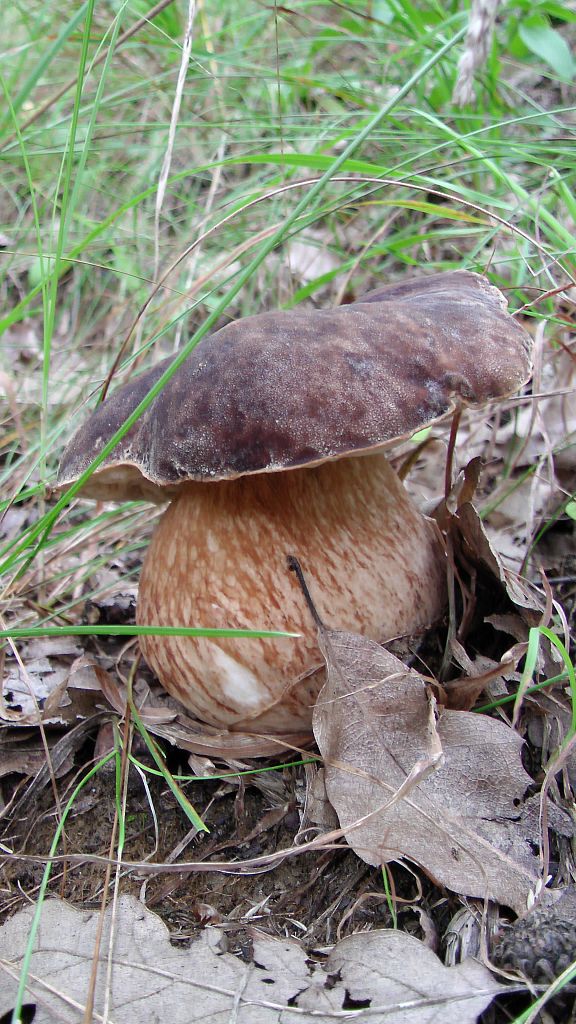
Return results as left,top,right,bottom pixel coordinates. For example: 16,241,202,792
302,765,340,831
0,896,506,1024
312,629,546,914
91,667,311,757
0,732,52,779
148,713,313,759
452,502,543,614
444,641,525,711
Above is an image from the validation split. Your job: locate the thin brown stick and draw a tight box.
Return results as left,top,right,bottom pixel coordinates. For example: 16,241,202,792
444,406,462,501
287,555,324,629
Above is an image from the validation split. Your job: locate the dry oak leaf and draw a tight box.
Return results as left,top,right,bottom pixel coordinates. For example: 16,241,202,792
312,630,543,914
0,896,505,1023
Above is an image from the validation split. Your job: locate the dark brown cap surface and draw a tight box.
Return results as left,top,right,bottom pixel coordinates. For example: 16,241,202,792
57,271,533,501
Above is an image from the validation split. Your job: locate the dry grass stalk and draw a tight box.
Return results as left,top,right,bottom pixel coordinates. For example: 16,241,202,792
453,0,501,106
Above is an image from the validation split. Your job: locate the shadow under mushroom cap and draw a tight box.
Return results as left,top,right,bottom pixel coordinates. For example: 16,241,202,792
57,270,533,502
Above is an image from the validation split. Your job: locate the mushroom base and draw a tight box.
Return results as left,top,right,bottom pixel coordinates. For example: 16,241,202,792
137,454,446,733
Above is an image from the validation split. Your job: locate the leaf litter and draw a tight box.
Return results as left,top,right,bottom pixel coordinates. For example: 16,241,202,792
0,895,506,1024
312,625,550,915
2,446,575,1022
2,243,575,1024
1,640,102,726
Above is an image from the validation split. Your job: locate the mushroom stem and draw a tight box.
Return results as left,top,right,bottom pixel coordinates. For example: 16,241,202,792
137,453,446,732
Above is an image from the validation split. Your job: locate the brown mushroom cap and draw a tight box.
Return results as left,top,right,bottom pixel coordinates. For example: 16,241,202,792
57,270,532,502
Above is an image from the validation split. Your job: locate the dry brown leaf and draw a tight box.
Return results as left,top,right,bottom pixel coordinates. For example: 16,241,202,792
303,765,340,830
150,712,312,759
453,503,543,614
0,731,51,779
312,630,544,914
0,896,506,1023
89,669,311,757
444,642,524,711
0,640,99,726
497,349,576,474
286,230,340,284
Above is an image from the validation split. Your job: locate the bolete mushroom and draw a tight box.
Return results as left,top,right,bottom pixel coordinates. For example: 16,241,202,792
58,271,532,735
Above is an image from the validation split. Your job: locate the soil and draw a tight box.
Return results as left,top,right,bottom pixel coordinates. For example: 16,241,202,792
2,758,401,943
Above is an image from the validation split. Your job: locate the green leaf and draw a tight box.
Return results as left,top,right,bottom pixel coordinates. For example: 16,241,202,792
410,427,432,443
518,16,575,80
0,625,299,640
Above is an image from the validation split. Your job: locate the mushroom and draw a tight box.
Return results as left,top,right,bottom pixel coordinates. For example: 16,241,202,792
58,271,532,735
